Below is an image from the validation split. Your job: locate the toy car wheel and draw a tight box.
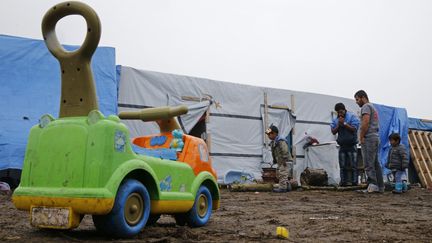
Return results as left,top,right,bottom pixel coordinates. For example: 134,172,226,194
146,214,161,226
186,185,212,227
92,179,150,237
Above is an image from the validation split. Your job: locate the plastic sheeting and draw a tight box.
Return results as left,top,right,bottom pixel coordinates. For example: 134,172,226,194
260,107,296,140
117,66,410,182
118,66,291,180
374,104,409,175
173,100,210,134
118,66,355,181
260,106,296,174
304,143,340,185
0,35,117,170
408,117,432,131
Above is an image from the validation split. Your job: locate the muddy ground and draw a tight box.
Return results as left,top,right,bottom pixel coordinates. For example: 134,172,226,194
1,186,432,242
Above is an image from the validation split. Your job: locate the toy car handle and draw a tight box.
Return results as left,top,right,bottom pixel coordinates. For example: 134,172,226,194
119,106,188,133
119,106,189,121
42,1,100,117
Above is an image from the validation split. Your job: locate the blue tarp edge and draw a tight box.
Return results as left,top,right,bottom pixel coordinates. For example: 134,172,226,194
0,34,117,170
408,117,432,131
374,104,409,175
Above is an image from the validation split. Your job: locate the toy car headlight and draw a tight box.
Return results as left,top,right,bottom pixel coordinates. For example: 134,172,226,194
39,114,55,128
87,110,105,125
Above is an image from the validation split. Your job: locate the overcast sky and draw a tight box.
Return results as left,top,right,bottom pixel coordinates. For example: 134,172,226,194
1,0,431,119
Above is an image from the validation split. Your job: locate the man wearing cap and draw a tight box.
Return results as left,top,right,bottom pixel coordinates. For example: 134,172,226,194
266,125,294,193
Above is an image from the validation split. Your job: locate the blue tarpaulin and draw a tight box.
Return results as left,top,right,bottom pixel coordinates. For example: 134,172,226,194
374,104,409,175
0,34,117,170
408,117,432,131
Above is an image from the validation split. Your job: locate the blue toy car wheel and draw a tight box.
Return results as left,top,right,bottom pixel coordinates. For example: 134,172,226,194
92,179,150,237
186,185,212,227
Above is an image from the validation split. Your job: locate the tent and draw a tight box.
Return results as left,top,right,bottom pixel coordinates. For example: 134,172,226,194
0,35,117,186
117,66,410,183
0,34,412,186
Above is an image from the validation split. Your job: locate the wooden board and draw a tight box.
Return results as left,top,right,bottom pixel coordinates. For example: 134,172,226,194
408,130,432,189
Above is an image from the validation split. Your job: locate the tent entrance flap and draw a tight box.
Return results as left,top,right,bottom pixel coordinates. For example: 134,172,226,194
260,105,296,166
176,100,211,136
261,105,296,138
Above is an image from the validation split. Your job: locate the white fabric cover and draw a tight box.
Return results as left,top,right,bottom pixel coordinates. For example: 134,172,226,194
303,143,341,185
118,66,359,182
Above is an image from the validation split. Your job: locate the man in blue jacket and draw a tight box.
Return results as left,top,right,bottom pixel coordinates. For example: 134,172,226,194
331,103,360,186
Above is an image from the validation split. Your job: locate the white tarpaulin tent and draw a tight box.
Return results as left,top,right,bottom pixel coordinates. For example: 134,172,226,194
118,66,359,183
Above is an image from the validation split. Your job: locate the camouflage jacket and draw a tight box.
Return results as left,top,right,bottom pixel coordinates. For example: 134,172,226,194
270,136,293,165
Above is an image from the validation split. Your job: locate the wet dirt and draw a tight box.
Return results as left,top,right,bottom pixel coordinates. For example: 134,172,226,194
1,187,432,242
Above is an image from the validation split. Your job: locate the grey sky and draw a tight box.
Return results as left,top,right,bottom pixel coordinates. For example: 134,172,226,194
2,0,431,119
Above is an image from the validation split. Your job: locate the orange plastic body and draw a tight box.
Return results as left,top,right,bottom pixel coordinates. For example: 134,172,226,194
132,133,217,179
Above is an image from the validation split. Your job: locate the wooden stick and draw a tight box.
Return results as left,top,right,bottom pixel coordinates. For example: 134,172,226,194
302,185,367,191
228,183,273,192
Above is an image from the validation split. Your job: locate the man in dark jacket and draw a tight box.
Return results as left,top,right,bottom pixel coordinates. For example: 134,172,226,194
330,103,360,186
385,133,409,193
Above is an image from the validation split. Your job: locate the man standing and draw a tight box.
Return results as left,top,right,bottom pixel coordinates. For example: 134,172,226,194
330,103,360,186
266,125,294,193
354,90,384,193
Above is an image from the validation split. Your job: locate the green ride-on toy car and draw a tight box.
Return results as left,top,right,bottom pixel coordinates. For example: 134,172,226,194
12,1,220,238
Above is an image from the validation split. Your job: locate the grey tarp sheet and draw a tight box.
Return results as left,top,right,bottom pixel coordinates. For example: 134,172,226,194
304,143,340,185
118,67,268,180
117,66,405,184
174,100,210,134
261,106,296,171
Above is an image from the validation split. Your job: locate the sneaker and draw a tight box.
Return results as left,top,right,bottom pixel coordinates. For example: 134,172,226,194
367,184,380,193
273,188,287,193
392,189,402,194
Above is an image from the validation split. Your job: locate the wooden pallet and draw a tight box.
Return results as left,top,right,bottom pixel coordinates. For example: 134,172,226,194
408,130,432,189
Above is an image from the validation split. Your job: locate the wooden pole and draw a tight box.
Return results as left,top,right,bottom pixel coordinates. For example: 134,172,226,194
264,92,269,148
229,183,273,192
290,94,296,178
290,94,296,159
